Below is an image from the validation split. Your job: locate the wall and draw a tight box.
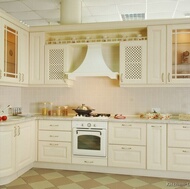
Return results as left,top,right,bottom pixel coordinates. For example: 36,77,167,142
1,77,190,116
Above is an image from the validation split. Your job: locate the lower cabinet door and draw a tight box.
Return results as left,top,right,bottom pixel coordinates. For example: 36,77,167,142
168,148,190,172
38,141,71,163
108,145,146,169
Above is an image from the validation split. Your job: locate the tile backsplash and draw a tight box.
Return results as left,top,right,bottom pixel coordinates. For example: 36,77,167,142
1,77,190,116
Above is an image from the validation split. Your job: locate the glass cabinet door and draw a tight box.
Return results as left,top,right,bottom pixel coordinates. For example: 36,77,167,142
4,25,18,79
171,27,190,81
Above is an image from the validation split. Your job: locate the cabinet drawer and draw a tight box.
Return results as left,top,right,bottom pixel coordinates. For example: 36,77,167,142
168,147,190,172
109,122,146,145
108,144,146,169
168,124,190,148
38,141,71,163
39,131,71,142
72,156,107,166
39,120,71,131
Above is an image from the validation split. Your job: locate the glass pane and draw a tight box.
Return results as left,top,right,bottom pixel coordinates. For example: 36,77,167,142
78,135,100,150
172,29,190,79
4,26,18,78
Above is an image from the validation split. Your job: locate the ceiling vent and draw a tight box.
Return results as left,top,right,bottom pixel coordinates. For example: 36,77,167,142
121,13,145,21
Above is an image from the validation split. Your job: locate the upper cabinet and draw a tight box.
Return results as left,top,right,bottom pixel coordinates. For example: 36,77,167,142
0,18,29,85
120,40,147,86
167,24,190,84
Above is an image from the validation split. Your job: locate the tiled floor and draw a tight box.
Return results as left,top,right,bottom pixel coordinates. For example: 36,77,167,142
0,168,190,189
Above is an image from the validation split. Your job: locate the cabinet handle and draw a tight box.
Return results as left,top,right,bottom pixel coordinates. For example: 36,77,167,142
168,73,170,82
22,73,24,82
49,143,59,146
151,125,162,128
84,161,93,164
19,73,21,82
18,126,20,136
121,147,132,150
50,135,59,138
14,126,17,137
120,73,123,82
162,73,164,82
122,124,132,127
49,124,59,127
182,126,190,128
0,69,2,79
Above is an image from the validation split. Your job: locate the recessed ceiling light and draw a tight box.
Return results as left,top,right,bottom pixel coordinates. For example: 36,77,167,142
121,13,145,21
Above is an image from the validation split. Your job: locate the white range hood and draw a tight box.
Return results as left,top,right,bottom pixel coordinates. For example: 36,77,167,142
67,43,118,80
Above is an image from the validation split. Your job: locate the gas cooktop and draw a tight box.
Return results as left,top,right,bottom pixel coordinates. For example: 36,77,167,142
73,113,111,119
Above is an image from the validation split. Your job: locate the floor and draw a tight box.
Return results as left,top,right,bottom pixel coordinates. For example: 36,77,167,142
0,168,190,189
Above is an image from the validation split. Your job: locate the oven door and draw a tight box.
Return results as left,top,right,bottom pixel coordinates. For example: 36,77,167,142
73,128,107,157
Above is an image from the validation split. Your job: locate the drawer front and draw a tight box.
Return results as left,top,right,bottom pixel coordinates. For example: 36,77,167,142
108,144,146,169
168,124,190,148
39,120,71,131
168,147,190,172
39,131,71,142
109,122,146,145
72,156,107,166
38,141,71,163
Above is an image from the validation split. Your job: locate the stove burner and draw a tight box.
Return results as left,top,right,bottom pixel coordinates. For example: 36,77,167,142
75,113,111,118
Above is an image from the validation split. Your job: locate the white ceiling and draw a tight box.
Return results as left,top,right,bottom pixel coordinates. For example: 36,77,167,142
0,0,190,27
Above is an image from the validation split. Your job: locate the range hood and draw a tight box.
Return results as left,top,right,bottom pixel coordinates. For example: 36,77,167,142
67,44,118,80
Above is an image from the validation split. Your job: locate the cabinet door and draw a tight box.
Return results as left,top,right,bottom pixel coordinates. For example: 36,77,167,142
167,24,190,84
45,44,68,84
147,124,166,170
0,126,15,177
108,144,146,169
18,28,29,84
16,121,35,170
109,122,146,145
38,141,71,163
148,25,166,84
120,40,147,85
168,147,190,172
1,19,19,83
168,124,190,148
29,32,45,84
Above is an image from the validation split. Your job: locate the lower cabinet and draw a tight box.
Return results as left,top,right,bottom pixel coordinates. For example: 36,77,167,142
108,122,146,169
108,144,146,169
38,120,71,164
168,124,190,172
0,121,36,178
147,123,167,170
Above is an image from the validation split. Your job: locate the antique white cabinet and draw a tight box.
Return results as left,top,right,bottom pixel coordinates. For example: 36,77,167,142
108,122,146,169
38,120,71,163
29,32,45,85
148,25,166,84
0,121,35,178
120,40,147,86
168,124,190,172
147,123,166,170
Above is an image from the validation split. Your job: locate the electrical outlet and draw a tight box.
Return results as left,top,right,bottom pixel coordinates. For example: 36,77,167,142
151,108,160,113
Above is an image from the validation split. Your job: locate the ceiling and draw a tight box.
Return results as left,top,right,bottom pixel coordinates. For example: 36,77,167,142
0,0,189,27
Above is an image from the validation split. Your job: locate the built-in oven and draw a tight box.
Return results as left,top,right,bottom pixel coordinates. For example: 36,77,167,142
72,120,107,157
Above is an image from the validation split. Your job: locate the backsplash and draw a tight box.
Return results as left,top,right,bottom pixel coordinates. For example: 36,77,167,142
1,77,190,115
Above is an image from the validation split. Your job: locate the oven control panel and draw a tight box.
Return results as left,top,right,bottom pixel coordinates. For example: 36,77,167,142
72,121,107,129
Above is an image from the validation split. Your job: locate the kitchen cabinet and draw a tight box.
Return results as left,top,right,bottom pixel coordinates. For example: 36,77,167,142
108,122,146,169
148,25,166,84
167,24,190,84
0,121,35,178
38,120,71,163
168,124,190,172
147,123,166,170
0,18,29,85
120,40,147,86
29,32,45,85
45,44,68,84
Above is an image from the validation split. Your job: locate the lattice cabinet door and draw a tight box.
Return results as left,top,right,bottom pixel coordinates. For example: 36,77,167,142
120,40,147,85
45,44,68,84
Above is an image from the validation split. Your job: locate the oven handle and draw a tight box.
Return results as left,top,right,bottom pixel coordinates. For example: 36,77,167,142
76,129,102,135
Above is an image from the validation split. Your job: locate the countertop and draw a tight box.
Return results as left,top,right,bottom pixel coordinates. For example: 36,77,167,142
0,114,190,126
